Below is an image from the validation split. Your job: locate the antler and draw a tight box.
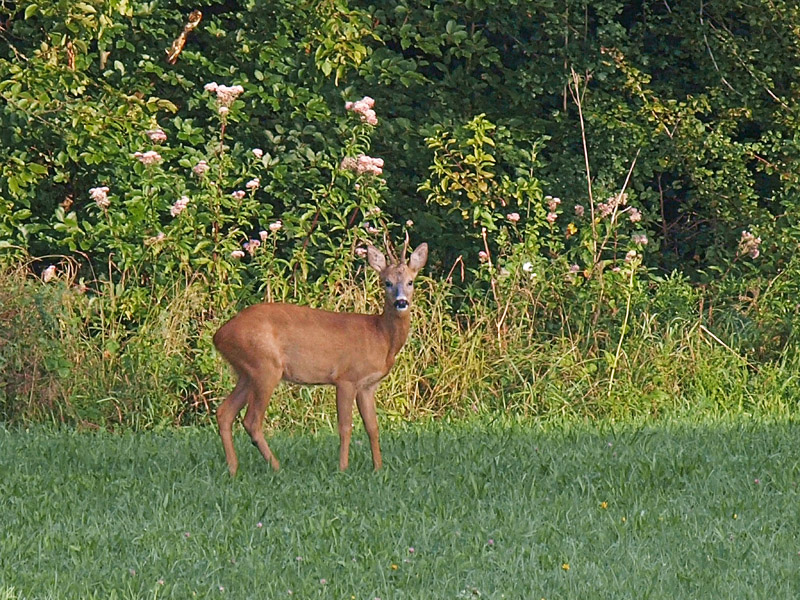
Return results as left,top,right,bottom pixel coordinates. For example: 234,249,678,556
401,231,410,263
383,231,398,263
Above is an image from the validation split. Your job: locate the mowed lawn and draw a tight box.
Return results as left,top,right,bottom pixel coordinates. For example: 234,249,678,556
2,420,800,599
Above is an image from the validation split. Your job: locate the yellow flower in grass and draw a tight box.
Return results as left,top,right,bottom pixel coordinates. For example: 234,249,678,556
600,501,608,510
562,563,570,571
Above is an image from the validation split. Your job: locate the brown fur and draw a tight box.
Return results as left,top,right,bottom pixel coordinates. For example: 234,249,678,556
213,243,428,475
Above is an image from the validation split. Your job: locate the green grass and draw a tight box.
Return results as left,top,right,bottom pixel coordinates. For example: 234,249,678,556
2,420,800,599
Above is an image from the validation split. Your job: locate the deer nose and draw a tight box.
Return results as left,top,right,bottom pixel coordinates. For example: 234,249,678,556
394,299,409,310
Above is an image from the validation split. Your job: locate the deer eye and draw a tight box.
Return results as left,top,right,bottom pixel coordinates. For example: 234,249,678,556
384,280,392,287
407,281,413,287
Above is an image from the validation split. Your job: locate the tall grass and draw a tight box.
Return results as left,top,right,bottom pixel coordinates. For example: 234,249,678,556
2,254,797,430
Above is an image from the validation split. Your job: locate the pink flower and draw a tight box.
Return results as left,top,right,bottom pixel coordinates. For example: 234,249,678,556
268,220,282,232
42,265,57,283
256,522,263,528
340,154,384,176
145,128,167,143
345,96,378,126
574,205,585,218
170,195,190,217
193,160,209,176
478,250,489,262
133,150,162,166
739,230,762,259
569,264,580,273
546,212,558,224
406,219,414,227
231,250,245,259
231,190,246,200
206,82,244,108
355,247,368,258
259,230,269,242
244,239,261,255
625,250,638,263
632,233,648,245
546,196,561,212
89,186,110,209
507,212,520,223
218,106,229,116
246,178,260,190
252,148,264,158
362,109,378,126
628,207,642,223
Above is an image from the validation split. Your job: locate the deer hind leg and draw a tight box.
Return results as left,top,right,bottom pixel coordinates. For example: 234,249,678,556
242,364,283,471
216,375,252,476
356,383,382,470
336,383,356,471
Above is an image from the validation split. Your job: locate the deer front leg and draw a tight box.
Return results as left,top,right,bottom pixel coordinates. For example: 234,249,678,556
356,383,382,470
336,383,356,471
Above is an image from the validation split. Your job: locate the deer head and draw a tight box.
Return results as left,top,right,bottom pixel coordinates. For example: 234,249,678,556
367,243,428,313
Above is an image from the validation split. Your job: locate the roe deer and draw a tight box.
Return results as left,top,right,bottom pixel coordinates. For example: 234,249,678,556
213,242,428,475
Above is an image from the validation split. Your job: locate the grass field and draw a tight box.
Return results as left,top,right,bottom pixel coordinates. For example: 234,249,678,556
2,420,800,599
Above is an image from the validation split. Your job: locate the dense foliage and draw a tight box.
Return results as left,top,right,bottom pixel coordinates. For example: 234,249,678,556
2,0,800,426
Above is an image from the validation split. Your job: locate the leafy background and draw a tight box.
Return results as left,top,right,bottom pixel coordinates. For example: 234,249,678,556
2,0,800,427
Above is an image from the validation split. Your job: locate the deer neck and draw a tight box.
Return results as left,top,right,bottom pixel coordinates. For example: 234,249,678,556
379,305,411,359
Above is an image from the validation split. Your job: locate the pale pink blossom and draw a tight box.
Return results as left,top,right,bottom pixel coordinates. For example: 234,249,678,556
546,212,558,224
507,212,520,223
246,178,260,190
170,195,191,217
625,250,638,263
269,220,282,232
231,190,246,200
628,207,642,223
231,250,245,259
546,196,561,212
569,264,580,273
574,205,585,218
252,148,264,158
193,160,209,176
145,128,167,143
345,96,378,125
340,155,384,176
478,250,489,262
133,150,162,166
355,247,368,258
243,239,261,255
406,219,414,227
89,186,110,209
218,106,229,117
206,82,244,107
739,230,762,259
42,265,57,283
258,230,269,242
632,233,648,245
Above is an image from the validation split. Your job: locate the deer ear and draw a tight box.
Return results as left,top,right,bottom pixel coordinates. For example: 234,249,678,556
408,243,428,272
366,245,387,272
